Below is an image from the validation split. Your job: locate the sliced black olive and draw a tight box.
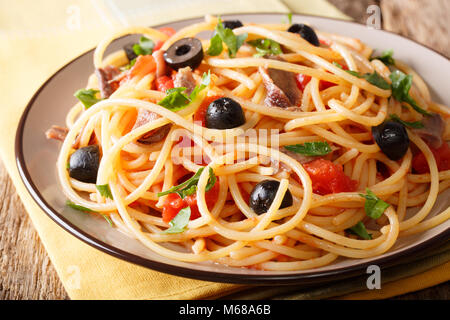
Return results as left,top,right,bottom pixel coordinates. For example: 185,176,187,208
69,145,100,183
249,180,293,215
222,20,244,30
212,20,244,37
163,37,204,71
123,43,137,61
287,23,320,46
205,97,246,129
372,121,409,160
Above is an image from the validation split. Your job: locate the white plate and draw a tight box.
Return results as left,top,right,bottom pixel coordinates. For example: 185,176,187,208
16,13,450,284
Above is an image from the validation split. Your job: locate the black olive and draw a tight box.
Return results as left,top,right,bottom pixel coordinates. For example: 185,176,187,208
222,20,244,30
205,97,246,129
123,43,137,61
163,37,204,71
212,20,244,37
287,23,320,47
249,180,293,215
69,145,100,183
372,121,409,160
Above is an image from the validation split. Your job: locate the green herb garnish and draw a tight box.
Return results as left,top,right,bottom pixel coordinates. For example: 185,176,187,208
284,142,332,156
389,114,424,129
359,188,390,219
158,71,210,111
211,17,248,58
287,13,293,24
96,184,113,199
207,33,224,56
163,207,191,234
333,62,390,90
370,49,395,66
66,200,96,213
157,87,191,110
74,89,102,109
346,221,372,240
389,70,431,115
157,167,216,199
247,38,282,57
102,214,113,227
132,36,155,56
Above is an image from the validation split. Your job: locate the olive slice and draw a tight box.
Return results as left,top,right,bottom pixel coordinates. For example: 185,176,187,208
222,20,244,30
205,97,246,129
372,121,410,160
163,37,204,71
287,23,320,46
69,145,100,183
249,180,293,215
212,19,243,37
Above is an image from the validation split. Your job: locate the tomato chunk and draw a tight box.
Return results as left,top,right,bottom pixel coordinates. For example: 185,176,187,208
153,27,177,51
162,182,219,223
295,73,337,92
193,95,223,127
155,75,174,92
303,159,357,195
412,142,450,174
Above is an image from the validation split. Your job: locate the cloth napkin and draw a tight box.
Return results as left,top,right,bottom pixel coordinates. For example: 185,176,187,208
0,0,448,300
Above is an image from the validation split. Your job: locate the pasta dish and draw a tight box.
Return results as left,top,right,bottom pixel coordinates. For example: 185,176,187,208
46,15,450,271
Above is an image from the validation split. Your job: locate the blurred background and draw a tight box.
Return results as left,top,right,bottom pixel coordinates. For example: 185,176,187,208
0,0,448,299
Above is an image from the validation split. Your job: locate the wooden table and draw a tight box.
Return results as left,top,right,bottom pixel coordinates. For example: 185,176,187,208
0,0,448,299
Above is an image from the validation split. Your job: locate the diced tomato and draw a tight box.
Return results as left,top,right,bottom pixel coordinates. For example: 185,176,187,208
159,27,176,37
295,74,337,92
295,74,311,92
193,95,223,126
162,182,219,223
155,75,174,92
120,55,156,85
303,159,358,195
295,62,347,92
153,27,177,51
319,39,331,46
412,142,450,174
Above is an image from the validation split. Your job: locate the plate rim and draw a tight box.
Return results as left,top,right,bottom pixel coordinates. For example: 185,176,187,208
15,12,450,285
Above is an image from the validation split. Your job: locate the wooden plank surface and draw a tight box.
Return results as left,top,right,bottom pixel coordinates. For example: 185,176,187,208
0,0,448,300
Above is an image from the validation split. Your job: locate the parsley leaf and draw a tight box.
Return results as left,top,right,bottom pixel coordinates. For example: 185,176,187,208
157,167,216,199
74,89,102,109
284,142,332,156
96,184,113,199
158,87,190,110
102,214,113,227
247,38,282,57
333,62,390,90
359,188,390,219
189,70,211,101
363,72,391,90
389,114,424,129
287,13,293,24
207,33,223,56
371,49,395,66
66,200,96,213
158,71,211,111
346,221,372,240
163,206,191,234
132,36,154,56
214,17,247,58
389,70,431,115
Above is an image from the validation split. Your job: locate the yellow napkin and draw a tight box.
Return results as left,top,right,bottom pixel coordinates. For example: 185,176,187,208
0,0,447,300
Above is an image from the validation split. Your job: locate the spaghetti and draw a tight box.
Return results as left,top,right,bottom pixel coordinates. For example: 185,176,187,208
50,15,450,271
